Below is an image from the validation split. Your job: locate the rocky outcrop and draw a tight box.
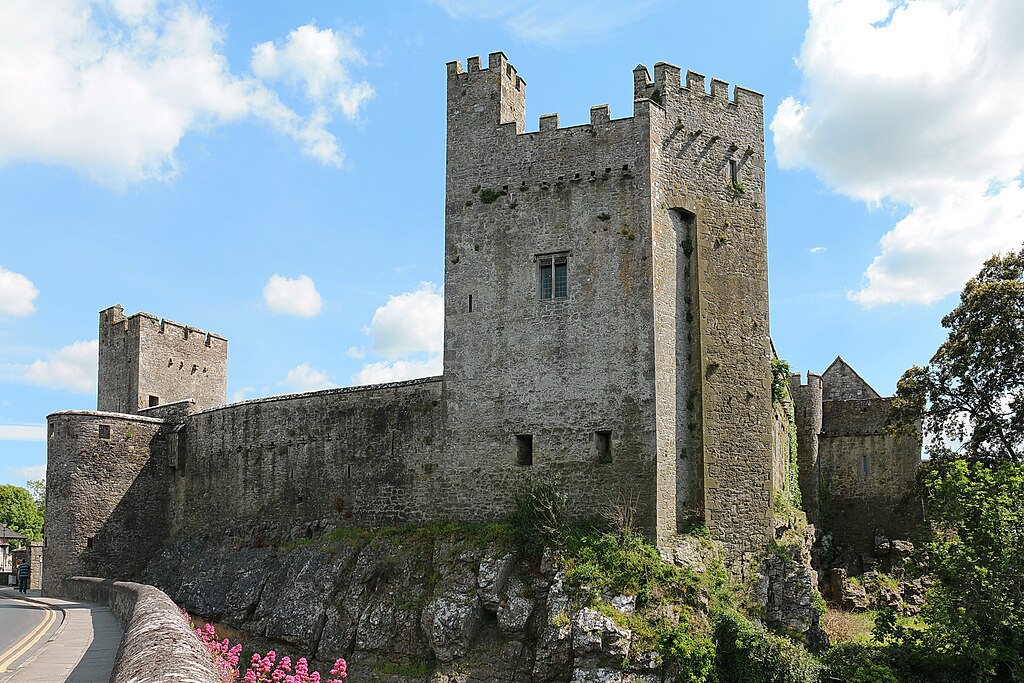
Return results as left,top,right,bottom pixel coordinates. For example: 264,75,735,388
144,529,828,682
146,535,689,682
757,523,829,651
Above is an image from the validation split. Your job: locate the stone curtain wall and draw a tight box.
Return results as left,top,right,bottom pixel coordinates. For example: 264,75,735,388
644,63,774,556
443,53,663,535
818,398,922,554
63,577,221,683
43,412,173,595
176,378,444,540
770,387,795,506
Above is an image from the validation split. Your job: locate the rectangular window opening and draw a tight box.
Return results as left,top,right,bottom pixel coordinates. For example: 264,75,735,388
729,158,739,184
48,423,55,438
538,253,568,300
860,455,869,478
86,537,94,548
98,424,111,440
468,294,473,313
595,431,612,463
516,434,533,466
148,395,160,407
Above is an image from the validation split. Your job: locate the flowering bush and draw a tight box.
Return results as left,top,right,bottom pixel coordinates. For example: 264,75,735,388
184,610,347,683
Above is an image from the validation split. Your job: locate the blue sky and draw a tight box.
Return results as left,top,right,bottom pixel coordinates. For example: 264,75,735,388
1,0,1022,488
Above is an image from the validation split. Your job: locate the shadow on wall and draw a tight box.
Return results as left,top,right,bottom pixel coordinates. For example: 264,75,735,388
63,427,174,588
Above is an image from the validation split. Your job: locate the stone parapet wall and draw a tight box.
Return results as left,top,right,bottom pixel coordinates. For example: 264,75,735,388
63,576,220,683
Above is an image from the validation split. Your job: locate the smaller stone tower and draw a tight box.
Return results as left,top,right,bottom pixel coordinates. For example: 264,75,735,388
789,372,823,526
97,305,227,414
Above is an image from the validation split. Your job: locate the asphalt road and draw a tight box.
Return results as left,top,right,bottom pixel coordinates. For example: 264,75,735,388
0,590,60,675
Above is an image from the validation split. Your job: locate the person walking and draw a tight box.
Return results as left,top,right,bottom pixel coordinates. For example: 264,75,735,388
16,558,30,593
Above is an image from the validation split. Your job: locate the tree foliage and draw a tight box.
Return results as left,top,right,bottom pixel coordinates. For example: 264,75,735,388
0,484,44,542
874,247,1024,681
26,478,45,516
888,246,1024,462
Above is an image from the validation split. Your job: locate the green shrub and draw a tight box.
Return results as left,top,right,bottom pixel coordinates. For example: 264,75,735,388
660,625,716,683
821,643,897,683
714,610,821,683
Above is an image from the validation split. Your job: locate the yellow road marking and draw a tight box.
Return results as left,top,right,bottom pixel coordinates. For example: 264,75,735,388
0,599,58,672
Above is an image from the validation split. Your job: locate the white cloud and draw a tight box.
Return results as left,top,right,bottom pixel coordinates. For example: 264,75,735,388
230,385,254,403
361,282,443,358
771,0,1024,306
353,356,443,385
0,267,38,316
283,362,336,393
809,246,827,254
350,282,445,385
0,2,373,185
251,24,374,121
434,0,664,44
0,426,47,442
263,274,323,317
22,339,98,394
9,465,47,480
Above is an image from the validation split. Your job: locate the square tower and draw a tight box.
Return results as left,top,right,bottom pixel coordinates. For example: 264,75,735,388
441,53,774,556
97,305,227,414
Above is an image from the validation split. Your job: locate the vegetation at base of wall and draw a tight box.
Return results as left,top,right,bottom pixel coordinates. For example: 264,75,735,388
818,249,1024,683
714,610,822,683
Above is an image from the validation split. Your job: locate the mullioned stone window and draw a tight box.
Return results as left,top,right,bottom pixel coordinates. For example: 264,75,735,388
537,253,568,300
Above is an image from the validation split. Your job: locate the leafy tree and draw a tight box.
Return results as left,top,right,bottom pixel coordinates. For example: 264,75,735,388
26,478,45,517
888,246,1024,462
917,459,1024,680
0,484,43,542
878,247,1024,681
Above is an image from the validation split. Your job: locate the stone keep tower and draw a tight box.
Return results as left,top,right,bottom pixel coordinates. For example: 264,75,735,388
442,53,774,556
97,304,228,414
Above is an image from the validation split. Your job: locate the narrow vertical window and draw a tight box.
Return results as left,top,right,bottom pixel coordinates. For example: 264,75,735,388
86,537,94,548
729,158,739,184
539,260,553,299
554,257,567,298
538,253,569,300
860,455,869,478
468,294,473,313
595,431,612,463
48,423,55,438
516,434,533,465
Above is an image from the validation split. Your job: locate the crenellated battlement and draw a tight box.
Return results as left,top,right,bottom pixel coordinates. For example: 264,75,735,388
100,304,226,348
446,51,525,91
633,62,763,111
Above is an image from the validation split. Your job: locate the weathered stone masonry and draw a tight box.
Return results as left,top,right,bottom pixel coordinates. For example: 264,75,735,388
789,357,922,560
44,53,912,595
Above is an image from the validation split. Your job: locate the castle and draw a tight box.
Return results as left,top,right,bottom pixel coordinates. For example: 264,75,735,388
42,53,919,595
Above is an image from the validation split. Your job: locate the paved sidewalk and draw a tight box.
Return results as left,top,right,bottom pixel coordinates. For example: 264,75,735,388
0,588,122,683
